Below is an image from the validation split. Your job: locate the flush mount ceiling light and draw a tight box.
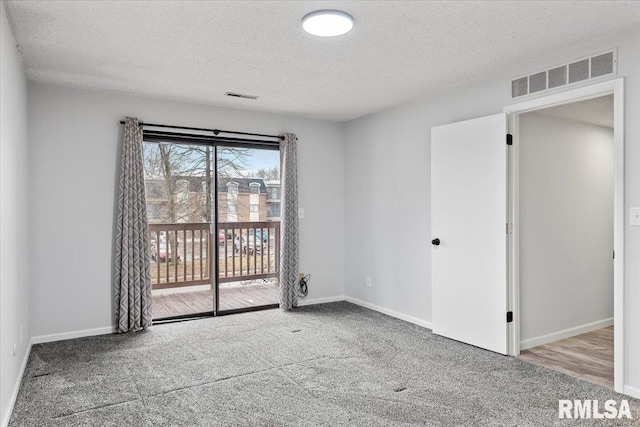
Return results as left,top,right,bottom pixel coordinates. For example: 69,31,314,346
302,10,354,37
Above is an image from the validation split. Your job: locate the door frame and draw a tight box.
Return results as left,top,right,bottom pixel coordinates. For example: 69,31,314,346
503,78,625,393
144,139,281,322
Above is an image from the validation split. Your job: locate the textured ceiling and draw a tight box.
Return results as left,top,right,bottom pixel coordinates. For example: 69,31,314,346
4,1,640,122
538,95,614,128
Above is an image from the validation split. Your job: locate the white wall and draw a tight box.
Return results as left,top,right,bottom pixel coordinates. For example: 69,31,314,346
344,26,640,393
27,84,345,338
0,3,31,425
519,113,613,343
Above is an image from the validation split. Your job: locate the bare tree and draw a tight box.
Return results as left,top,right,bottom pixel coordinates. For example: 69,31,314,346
249,166,280,181
143,143,250,269
159,144,177,222
143,143,250,223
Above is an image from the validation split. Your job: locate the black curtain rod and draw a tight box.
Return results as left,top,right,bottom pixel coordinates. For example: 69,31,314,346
142,130,280,149
119,120,283,140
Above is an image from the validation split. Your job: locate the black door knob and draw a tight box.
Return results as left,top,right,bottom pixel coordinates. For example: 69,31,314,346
431,238,440,246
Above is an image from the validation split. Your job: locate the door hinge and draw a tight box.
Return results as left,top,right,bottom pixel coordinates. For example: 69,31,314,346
506,134,513,146
507,311,513,323
613,250,615,259
506,223,513,234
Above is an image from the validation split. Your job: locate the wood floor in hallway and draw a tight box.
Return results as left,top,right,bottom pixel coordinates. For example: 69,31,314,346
519,326,613,389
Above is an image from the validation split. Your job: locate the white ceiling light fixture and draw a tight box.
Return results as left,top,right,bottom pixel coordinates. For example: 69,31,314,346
302,10,354,37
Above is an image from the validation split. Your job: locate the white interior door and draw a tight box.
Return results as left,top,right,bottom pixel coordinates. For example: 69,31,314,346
431,113,509,355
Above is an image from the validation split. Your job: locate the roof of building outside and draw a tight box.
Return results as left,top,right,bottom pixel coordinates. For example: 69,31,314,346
146,176,269,195
217,177,267,194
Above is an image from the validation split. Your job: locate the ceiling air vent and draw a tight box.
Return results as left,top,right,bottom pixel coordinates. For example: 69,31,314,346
510,49,616,99
225,92,259,100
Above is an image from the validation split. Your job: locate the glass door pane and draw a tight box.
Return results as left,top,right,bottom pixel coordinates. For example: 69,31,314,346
216,146,280,312
143,142,216,319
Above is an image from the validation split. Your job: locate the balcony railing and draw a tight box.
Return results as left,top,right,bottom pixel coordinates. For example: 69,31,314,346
148,221,280,290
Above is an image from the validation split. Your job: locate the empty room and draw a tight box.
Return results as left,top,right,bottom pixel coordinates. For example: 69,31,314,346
1,1,640,426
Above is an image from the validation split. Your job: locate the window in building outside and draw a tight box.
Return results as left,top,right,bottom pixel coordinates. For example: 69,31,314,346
267,186,280,200
267,203,280,218
145,181,164,199
147,204,161,219
227,182,239,196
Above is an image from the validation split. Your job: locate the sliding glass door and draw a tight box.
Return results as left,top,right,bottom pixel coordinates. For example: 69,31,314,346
143,140,280,320
143,143,215,319
216,146,280,313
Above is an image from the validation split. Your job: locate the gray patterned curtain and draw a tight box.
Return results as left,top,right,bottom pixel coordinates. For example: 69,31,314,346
114,117,152,332
279,133,299,310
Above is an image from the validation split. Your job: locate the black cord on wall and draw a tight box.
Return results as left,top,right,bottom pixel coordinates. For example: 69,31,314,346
296,274,310,298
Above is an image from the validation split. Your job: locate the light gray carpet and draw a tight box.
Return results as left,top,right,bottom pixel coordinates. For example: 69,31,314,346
9,302,639,426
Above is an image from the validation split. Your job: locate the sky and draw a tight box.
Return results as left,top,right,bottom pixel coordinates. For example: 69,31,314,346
218,147,279,176
245,148,279,171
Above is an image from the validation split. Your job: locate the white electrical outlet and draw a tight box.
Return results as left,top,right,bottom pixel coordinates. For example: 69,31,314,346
631,208,640,226
365,277,372,288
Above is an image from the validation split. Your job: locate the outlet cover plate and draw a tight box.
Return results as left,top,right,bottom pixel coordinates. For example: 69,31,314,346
631,208,640,226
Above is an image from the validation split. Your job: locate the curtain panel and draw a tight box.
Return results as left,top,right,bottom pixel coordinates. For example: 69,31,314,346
279,133,299,310
114,117,153,332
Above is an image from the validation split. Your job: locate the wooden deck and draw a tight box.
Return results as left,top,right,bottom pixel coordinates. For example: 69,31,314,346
519,326,614,388
151,282,279,319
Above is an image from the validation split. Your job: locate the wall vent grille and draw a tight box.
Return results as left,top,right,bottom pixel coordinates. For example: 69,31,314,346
548,65,567,89
511,49,616,98
511,77,528,98
528,71,547,93
591,51,614,78
568,59,589,84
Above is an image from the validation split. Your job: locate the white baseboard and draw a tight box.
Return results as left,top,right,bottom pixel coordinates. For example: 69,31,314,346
32,326,116,345
345,296,433,329
296,295,346,307
2,339,32,427
520,318,614,350
623,385,640,400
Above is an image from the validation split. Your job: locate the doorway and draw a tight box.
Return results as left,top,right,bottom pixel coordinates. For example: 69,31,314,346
430,79,624,393
504,79,624,392
515,95,615,388
142,140,281,320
